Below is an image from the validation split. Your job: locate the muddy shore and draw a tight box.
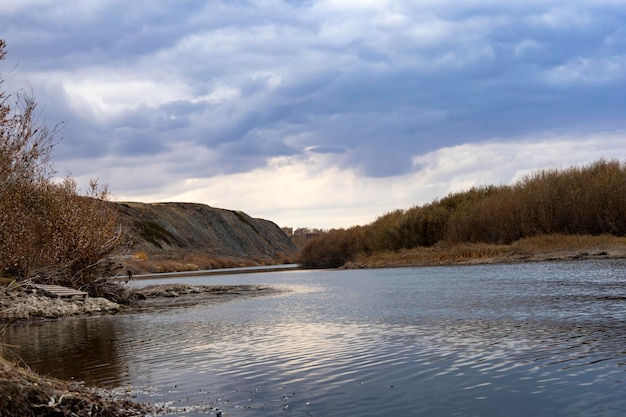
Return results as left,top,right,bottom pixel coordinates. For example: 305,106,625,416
342,238,626,269
0,291,122,323
0,283,276,324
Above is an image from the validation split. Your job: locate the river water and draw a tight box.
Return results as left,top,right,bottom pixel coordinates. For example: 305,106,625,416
5,260,626,416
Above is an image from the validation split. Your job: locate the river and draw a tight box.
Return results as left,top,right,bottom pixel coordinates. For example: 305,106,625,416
5,260,626,416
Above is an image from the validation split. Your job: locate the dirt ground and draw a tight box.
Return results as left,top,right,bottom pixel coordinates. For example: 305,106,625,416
132,283,280,312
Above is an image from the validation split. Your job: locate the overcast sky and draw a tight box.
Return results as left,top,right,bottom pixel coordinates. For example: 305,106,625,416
2,0,626,228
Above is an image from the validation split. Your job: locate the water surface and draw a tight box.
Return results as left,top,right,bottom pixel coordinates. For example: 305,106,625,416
6,260,626,416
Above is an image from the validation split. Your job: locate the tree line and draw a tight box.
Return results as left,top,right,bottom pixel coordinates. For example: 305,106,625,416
0,40,123,295
299,159,626,267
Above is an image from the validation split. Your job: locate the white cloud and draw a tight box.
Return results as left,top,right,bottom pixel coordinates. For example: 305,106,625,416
313,0,396,14
64,77,188,117
514,39,543,57
526,6,593,30
544,55,626,84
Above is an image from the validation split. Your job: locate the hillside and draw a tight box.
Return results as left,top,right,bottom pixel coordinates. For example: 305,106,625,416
114,202,298,273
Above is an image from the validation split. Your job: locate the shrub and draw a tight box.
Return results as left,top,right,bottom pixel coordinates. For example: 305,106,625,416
0,40,123,291
299,159,626,267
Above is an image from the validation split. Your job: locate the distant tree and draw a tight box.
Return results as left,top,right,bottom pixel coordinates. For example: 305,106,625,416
299,159,626,268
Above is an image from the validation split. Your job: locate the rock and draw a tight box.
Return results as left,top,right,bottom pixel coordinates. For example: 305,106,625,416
84,297,121,313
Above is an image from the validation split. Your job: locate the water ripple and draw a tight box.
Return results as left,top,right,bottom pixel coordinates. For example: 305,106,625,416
5,260,626,416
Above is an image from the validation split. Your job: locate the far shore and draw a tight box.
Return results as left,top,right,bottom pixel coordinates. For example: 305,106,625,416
116,263,302,281
116,235,626,277
342,235,626,269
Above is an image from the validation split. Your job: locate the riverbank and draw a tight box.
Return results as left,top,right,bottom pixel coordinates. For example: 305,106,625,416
123,263,301,280
0,283,276,324
0,290,122,323
0,355,155,417
132,283,279,313
0,285,140,416
343,234,626,269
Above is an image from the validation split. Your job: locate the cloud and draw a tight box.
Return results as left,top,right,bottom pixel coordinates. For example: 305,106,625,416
2,1,626,227
513,39,543,57
544,55,626,84
526,6,593,30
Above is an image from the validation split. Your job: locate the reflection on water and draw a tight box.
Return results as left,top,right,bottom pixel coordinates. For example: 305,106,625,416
6,317,128,385
5,260,626,416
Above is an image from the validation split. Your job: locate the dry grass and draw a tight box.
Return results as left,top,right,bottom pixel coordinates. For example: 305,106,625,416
0,277,15,287
122,250,297,275
0,356,148,417
345,234,626,268
511,234,626,252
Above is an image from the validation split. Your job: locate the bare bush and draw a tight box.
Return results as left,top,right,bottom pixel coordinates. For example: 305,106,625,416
301,159,626,267
0,40,124,292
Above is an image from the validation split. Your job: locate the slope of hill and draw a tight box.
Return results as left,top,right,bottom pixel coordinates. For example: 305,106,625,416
114,202,298,272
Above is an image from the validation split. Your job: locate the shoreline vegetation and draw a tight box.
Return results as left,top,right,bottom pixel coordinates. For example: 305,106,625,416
341,234,626,269
0,356,151,417
299,160,626,269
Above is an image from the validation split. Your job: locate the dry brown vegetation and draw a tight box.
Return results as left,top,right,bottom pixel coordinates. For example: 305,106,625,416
0,356,147,417
0,40,124,294
123,251,276,274
345,234,626,268
300,160,626,268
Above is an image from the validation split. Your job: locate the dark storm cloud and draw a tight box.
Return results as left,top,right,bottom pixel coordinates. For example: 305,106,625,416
2,0,626,183
2,1,207,67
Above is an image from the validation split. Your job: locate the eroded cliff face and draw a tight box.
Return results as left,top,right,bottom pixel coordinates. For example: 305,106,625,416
114,202,298,262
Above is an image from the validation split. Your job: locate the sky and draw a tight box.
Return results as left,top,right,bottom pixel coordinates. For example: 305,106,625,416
2,0,626,229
